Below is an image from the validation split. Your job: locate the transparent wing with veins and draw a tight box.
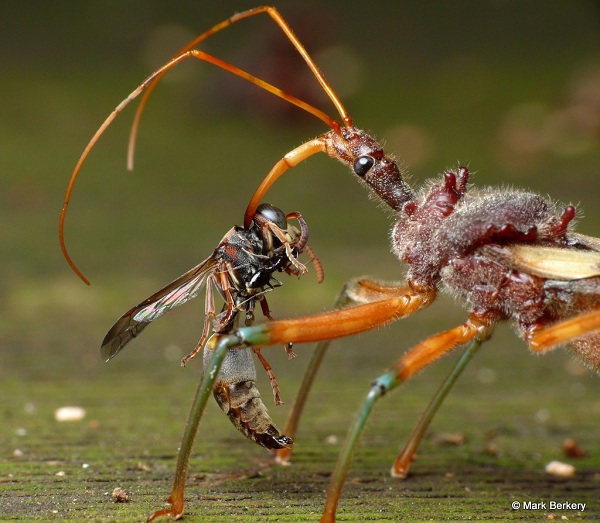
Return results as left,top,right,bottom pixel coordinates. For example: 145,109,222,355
101,255,219,362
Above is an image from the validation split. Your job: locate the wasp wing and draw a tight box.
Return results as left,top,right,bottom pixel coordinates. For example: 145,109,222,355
481,242,600,281
101,255,219,361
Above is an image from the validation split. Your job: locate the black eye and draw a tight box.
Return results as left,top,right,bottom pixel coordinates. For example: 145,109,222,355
255,203,287,229
353,156,374,177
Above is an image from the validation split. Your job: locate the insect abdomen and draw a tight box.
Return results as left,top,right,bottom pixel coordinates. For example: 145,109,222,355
213,380,293,449
205,347,292,450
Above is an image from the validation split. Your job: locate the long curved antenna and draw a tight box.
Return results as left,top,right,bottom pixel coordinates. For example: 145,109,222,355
128,6,352,169
60,7,350,284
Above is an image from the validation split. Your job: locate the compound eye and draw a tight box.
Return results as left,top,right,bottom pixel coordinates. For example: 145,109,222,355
255,203,287,229
353,155,375,177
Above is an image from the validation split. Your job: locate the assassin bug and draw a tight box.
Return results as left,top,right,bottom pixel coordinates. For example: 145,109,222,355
59,6,600,523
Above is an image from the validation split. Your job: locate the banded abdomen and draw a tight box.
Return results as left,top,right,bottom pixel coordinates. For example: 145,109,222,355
204,346,293,449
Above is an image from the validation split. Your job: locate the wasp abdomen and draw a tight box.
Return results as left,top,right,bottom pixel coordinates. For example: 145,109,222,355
205,347,292,450
213,380,293,449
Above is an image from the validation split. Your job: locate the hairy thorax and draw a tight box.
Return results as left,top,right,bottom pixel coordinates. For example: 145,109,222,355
391,168,574,330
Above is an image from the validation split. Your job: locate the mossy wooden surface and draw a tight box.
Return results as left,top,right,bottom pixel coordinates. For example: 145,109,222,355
2,308,599,521
1,1,599,521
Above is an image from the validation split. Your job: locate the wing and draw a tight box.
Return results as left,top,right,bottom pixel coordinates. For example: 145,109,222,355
569,232,600,252
481,243,600,281
101,255,219,361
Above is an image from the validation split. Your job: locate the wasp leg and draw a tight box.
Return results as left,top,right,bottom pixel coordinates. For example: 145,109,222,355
255,296,292,403
252,346,283,406
148,334,242,522
284,342,297,359
274,278,416,464
265,220,309,276
320,313,494,523
391,337,484,479
258,297,297,361
181,272,219,367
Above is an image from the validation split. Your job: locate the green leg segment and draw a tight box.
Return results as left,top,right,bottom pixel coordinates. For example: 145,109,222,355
148,334,242,522
392,338,482,478
320,338,485,523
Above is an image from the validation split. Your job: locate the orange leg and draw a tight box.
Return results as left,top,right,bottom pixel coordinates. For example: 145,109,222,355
256,296,294,404
236,282,436,347
526,307,600,352
391,337,484,478
273,278,421,464
393,308,600,482
146,281,433,522
320,313,494,523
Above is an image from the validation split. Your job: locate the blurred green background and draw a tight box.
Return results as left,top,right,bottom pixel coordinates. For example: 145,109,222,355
1,1,599,521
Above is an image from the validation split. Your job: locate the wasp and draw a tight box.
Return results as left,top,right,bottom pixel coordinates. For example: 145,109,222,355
60,6,600,523
101,202,322,447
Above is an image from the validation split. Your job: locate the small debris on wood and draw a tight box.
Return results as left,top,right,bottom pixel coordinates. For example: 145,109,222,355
136,461,152,472
111,487,131,503
485,441,500,456
432,432,465,445
545,460,575,478
54,406,86,422
562,438,586,458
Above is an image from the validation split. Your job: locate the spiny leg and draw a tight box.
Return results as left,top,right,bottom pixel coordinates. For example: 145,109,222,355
275,278,416,464
391,337,484,479
391,307,600,480
148,334,242,522
320,313,494,523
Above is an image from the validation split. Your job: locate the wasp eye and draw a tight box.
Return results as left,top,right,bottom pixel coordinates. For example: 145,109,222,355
353,156,375,177
255,203,287,229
